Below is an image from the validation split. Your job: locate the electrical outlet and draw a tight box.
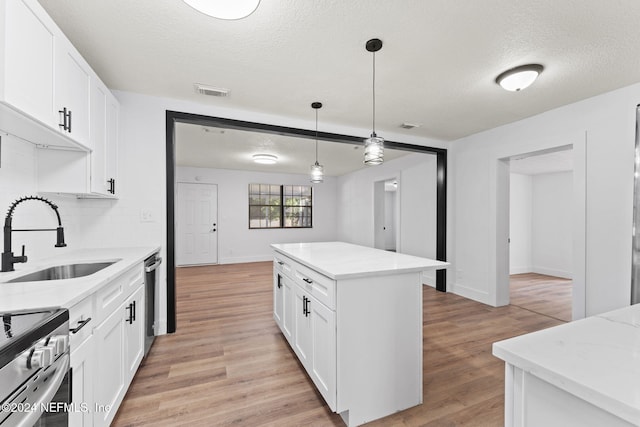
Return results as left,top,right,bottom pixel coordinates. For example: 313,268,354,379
140,209,155,223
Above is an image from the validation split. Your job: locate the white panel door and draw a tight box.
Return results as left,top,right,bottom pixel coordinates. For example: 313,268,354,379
176,183,218,265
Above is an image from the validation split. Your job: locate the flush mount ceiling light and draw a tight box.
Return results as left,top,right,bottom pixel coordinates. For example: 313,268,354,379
364,38,384,166
252,154,277,164
310,102,324,183
495,64,544,92
183,0,260,20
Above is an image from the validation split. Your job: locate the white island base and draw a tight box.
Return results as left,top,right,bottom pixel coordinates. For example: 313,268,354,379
493,304,640,427
271,242,448,426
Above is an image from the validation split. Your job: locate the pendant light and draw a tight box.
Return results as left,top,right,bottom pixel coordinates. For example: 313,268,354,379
310,102,324,183
364,38,384,166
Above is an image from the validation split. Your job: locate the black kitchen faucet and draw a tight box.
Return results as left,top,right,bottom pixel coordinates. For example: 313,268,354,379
1,196,67,272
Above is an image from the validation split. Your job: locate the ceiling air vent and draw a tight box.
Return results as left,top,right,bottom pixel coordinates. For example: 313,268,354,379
399,122,420,130
194,83,230,97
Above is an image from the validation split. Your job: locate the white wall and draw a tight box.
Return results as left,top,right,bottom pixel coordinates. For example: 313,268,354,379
176,166,338,263
451,81,640,317
532,171,573,278
510,171,573,278
110,90,446,333
509,173,532,274
337,152,438,285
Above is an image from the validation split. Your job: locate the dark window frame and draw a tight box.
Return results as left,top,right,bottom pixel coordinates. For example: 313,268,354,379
248,184,313,229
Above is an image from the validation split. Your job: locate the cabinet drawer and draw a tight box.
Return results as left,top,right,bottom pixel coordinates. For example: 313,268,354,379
274,256,293,278
292,260,336,310
69,295,94,349
95,265,143,323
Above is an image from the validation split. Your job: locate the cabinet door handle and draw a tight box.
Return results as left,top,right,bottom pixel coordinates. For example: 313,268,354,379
126,303,133,324
70,318,91,334
277,261,284,266
277,274,282,289
132,300,136,322
67,109,72,132
58,107,68,131
107,178,115,194
302,296,310,317
302,277,313,284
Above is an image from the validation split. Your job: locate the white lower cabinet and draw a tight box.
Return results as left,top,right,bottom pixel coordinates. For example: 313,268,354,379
93,283,144,427
124,286,145,380
272,249,424,427
69,295,94,427
93,300,126,427
70,335,95,427
293,285,336,410
66,262,145,427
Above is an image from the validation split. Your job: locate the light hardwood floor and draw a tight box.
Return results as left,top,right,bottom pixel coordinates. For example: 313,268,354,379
113,263,565,427
510,273,572,322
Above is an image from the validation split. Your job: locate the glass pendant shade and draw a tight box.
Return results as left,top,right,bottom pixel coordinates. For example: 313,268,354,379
364,133,384,165
310,162,324,183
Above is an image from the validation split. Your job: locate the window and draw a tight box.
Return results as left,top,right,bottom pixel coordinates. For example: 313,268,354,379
249,184,312,229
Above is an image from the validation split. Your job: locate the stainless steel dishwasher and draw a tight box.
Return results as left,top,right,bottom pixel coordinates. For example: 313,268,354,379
144,253,162,356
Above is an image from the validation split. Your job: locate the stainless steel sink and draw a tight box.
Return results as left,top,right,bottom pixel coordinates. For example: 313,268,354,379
7,261,117,283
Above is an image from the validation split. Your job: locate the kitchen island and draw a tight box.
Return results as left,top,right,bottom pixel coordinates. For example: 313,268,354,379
271,242,448,427
493,304,640,427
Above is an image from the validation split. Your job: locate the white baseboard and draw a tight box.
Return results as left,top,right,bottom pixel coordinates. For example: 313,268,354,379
449,282,491,306
532,266,572,279
219,255,273,264
422,271,436,287
156,319,167,335
509,266,533,275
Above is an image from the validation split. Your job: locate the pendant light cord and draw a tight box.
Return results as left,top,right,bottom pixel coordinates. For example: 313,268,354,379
315,108,319,163
372,51,376,135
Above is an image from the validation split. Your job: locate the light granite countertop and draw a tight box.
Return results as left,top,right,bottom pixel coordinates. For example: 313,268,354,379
493,304,640,425
0,246,159,312
271,241,449,280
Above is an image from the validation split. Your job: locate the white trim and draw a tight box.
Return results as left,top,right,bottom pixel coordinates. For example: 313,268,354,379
510,266,533,275
449,282,491,305
532,267,572,280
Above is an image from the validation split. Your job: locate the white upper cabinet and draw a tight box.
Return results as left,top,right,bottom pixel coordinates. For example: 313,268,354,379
0,0,121,197
55,37,92,147
89,79,119,196
0,0,115,154
2,0,56,127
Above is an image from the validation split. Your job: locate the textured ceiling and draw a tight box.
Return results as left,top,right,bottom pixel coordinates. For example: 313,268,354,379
38,0,640,142
175,123,413,176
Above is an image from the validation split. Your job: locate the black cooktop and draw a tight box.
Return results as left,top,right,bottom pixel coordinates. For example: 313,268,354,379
0,308,68,367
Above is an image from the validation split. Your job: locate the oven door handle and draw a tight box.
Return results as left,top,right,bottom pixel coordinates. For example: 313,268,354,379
16,354,69,427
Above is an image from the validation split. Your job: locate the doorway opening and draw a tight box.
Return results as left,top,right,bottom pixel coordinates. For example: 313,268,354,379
496,142,586,321
374,178,399,252
509,149,573,321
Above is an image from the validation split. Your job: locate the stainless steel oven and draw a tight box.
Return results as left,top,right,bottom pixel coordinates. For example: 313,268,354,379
144,252,162,356
0,308,70,427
